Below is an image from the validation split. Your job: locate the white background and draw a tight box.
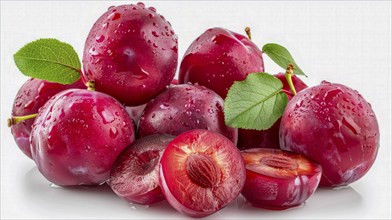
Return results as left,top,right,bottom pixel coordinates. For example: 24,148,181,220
1,1,391,219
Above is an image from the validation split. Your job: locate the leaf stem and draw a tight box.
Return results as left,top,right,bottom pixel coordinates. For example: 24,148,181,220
285,64,297,96
7,113,38,127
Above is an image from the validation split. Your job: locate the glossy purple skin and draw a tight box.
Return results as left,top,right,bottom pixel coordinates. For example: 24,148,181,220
30,89,135,186
179,27,264,99
138,84,238,144
108,134,174,205
237,73,307,150
83,2,178,106
11,78,85,159
280,81,379,187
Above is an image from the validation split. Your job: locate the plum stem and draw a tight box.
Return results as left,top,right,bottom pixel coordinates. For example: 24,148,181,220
245,27,252,40
86,80,96,91
7,113,38,127
285,64,297,96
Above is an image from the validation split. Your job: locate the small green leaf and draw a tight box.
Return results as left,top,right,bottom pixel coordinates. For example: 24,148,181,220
14,38,81,84
262,43,306,76
224,73,288,130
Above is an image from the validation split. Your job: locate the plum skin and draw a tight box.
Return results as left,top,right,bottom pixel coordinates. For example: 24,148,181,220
10,78,85,159
30,89,135,186
280,81,379,187
138,84,238,144
237,73,307,150
82,2,178,106
179,27,264,99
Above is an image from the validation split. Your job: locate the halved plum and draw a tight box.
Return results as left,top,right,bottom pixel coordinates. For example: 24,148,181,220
159,129,246,218
107,134,174,205
241,148,322,210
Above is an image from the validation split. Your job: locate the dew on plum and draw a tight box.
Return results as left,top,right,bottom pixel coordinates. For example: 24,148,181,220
280,81,379,187
10,78,85,159
30,89,135,186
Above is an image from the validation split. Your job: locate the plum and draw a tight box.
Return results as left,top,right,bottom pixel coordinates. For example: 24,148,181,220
241,148,321,210
237,73,307,150
9,78,85,159
108,134,174,205
280,81,379,187
30,89,135,186
179,27,264,98
137,84,238,144
83,2,178,106
159,129,246,217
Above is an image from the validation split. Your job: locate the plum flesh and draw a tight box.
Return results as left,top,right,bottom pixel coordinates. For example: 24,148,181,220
159,129,246,217
241,148,322,210
108,134,173,205
280,81,379,187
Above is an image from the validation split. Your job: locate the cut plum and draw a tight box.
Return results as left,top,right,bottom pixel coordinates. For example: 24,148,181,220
241,148,322,210
108,134,174,205
159,129,245,217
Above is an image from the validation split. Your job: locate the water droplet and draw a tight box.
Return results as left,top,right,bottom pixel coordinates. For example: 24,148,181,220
89,47,98,56
137,2,145,8
95,35,105,43
110,127,118,138
108,12,121,21
24,100,34,110
108,6,115,10
148,13,154,18
160,103,169,109
207,109,214,114
321,80,332,86
152,31,159,37
151,113,155,118
85,145,91,152
102,22,109,28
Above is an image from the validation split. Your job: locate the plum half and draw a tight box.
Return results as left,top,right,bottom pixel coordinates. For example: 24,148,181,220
159,129,246,217
280,81,379,187
241,148,322,210
108,134,174,205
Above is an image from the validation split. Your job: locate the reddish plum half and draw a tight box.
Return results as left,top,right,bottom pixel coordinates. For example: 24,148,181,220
83,2,178,106
10,78,85,159
31,89,135,186
108,134,174,205
280,81,379,187
241,148,322,210
159,130,246,217
237,73,307,150
179,27,264,98
138,84,238,144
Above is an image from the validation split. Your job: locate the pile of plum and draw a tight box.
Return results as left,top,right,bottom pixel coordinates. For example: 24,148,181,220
9,2,379,218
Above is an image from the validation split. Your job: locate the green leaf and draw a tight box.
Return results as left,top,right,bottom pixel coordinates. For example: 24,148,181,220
262,43,306,76
14,38,81,84
224,73,288,130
